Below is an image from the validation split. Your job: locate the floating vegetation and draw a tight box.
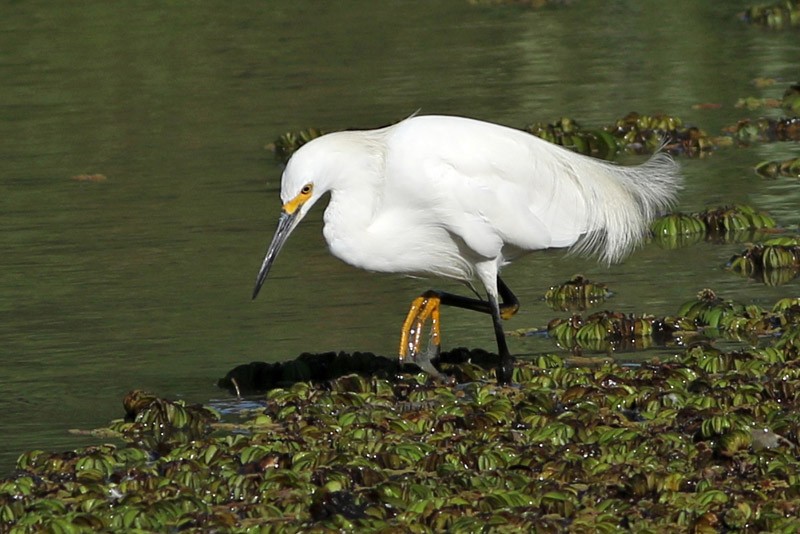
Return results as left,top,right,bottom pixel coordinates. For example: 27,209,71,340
724,116,800,143
677,288,798,340
651,205,777,249
741,84,800,113
4,299,800,532
734,96,781,110
699,204,777,235
524,117,620,160
607,112,715,157
740,0,800,29
783,83,800,114
652,213,709,237
528,108,800,157
752,76,778,89
537,288,798,353
677,288,745,329
524,112,715,159
545,311,681,352
112,390,219,453
729,237,800,285
755,156,800,178
2,289,800,531
268,127,326,164
677,288,771,339
543,275,610,311
773,296,800,312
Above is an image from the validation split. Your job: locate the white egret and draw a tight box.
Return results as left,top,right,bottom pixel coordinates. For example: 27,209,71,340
252,115,682,384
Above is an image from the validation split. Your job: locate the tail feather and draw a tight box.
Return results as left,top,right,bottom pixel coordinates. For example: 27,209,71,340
566,149,682,263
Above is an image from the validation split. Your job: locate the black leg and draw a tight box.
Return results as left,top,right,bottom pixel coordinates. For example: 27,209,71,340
488,291,515,385
436,276,519,319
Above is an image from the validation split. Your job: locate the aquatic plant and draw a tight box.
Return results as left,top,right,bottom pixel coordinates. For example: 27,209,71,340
700,205,777,239
724,116,800,143
4,288,800,531
3,322,800,531
651,213,709,237
735,96,782,110
755,157,800,178
740,0,800,29
782,83,800,114
269,128,326,164
729,238,800,285
651,205,777,250
523,117,620,159
543,275,611,311
524,112,715,159
606,112,715,157
546,311,681,352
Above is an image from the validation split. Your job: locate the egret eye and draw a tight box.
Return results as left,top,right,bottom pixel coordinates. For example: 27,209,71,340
301,184,312,195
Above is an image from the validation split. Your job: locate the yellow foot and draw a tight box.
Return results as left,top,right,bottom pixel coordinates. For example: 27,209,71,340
398,291,441,363
500,303,519,320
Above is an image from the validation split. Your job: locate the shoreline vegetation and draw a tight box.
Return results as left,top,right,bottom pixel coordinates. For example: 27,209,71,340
3,302,800,531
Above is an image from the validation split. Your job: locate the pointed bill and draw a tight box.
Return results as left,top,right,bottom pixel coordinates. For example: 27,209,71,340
252,210,300,299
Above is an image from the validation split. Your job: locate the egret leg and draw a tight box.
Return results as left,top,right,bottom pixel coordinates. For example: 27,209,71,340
398,276,518,384
488,291,515,386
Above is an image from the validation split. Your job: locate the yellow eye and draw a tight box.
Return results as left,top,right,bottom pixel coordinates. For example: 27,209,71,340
301,184,312,195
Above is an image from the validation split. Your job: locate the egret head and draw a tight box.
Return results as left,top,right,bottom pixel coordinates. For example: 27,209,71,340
252,129,380,299
251,141,330,300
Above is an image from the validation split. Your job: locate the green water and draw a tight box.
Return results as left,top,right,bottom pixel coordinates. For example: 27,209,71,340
1,1,798,472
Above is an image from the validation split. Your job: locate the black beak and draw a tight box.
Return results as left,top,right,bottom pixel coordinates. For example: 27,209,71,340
252,210,300,300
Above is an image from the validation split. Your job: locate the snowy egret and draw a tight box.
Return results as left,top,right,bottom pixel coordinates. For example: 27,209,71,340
252,115,681,384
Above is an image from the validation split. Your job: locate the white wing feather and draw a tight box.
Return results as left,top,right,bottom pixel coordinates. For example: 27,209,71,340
384,115,681,264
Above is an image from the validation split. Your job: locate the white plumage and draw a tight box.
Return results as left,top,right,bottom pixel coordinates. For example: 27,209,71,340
253,114,682,384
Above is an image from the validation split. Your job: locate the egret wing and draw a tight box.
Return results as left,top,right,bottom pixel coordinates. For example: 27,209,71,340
384,116,591,259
